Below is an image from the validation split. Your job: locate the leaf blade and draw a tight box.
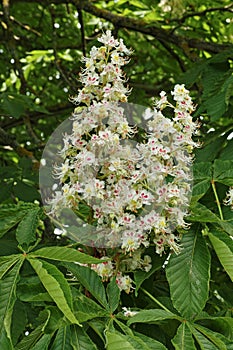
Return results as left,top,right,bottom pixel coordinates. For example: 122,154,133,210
30,246,106,264
28,258,80,325
208,230,233,281
166,228,210,319
172,322,196,350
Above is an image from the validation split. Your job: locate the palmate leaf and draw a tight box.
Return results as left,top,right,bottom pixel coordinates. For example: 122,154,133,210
0,259,23,344
70,325,98,350
166,227,210,319
171,322,196,350
208,230,233,281
16,207,41,250
29,246,105,264
28,258,80,325
127,309,178,326
63,262,108,309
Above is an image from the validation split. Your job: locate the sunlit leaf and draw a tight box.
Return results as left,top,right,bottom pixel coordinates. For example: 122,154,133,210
30,246,105,264
127,309,178,326
28,258,80,325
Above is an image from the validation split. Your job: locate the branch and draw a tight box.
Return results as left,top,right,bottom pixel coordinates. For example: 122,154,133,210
171,3,233,23
11,0,232,54
71,0,232,54
0,11,41,36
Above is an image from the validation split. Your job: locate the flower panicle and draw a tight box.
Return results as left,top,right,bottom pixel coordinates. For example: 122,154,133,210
47,31,200,294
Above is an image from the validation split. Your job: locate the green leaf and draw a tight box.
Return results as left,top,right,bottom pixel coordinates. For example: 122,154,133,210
0,259,23,344
191,179,211,203
189,202,220,223
50,326,73,350
13,181,40,202
0,256,20,279
194,324,227,350
11,301,28,346
0,210,27,238
16,207,41,250
172,322,196,350
195,136,225,163
31,334,51,350
1,93,26,118
193,162,212,181
105,331,135,350
133,332,167,350
0,202,38,238
28,258,80,325
166,228,210,319
189,325,219,350
63,263,108,309
106,277,120,313
127,309,178,326
196,316,233,340
74,290,107,322
70,325,98,350
30,246,105,264
15,310,50,350
213,160,233,186
0,327,13,350
208,230,233,281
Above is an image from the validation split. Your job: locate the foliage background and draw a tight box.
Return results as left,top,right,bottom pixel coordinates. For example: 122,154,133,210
0,0,233,349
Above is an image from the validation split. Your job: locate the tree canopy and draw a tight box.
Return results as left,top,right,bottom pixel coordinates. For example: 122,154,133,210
0,1,233,349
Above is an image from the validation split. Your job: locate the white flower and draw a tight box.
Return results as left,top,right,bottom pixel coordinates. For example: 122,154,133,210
91,258,114,282
116,272,134,293
122,307,138,317
224,187,233,209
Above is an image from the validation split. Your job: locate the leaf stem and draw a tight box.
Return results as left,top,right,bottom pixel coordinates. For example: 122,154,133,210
141,288,171,313
211,180,224,220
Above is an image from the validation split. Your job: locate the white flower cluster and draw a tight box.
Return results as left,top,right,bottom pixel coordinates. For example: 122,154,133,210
224,187,233,210
48,31,199,293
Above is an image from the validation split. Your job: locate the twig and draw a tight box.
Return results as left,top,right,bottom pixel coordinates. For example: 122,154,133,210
171,3,233,23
